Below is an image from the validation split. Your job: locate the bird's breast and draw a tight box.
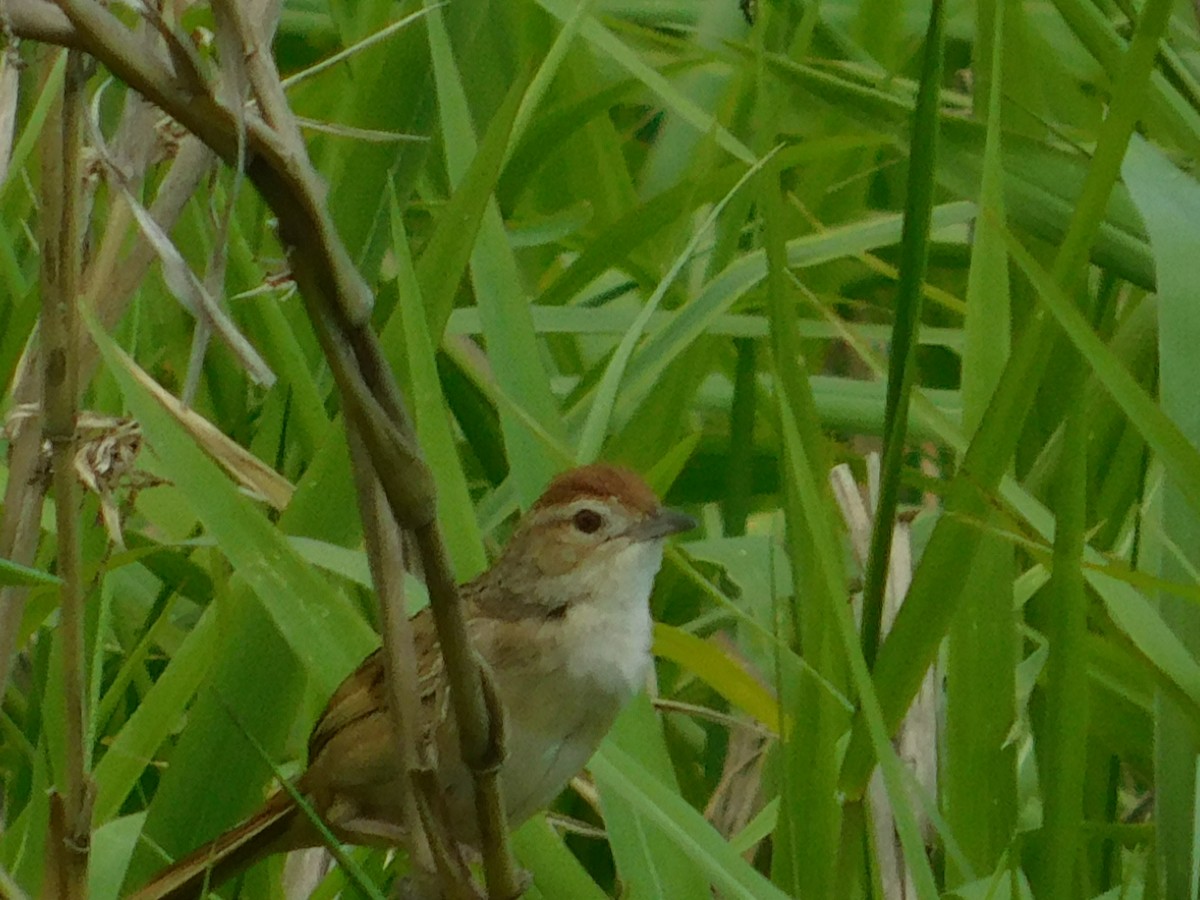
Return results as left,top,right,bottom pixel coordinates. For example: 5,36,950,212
476,599,651,826
557,599,653,697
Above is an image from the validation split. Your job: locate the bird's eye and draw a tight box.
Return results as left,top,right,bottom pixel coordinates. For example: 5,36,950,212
572,508,604,534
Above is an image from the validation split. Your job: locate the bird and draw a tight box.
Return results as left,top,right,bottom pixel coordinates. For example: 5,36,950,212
128,463,695,899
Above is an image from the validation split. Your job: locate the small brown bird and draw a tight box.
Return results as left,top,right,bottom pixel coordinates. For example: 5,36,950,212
129,464,694,899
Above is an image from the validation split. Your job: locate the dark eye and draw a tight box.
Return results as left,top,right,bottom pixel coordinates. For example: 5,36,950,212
572,508,604,534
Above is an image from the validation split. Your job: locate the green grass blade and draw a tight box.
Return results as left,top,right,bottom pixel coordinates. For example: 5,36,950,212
1121,134,1200,899
509,818,609,900
1048,0,1200,158
592,741,793,900
943,0,1017,880
90,606,217,823
425,0,563,502
595,696,710,899
1002,232,1200,521
653,623,780,732
858,0,944,669
534,0,756,166
616,202,976,414
754,53,1156,289
841,0,1178,795
389,189,487,580
119,584,305,891
88,320,374,687
0,560,59,588
575,149,773,462
415,68,532,341
761,161,846,899
1028,328,1090,897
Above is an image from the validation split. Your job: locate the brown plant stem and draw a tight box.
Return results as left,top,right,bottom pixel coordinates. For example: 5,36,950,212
303,289,519,899
3,0,80,47
33,1,521,894
415,523,516,897
38,47,91,899
0,125,214,711
344,423,440,881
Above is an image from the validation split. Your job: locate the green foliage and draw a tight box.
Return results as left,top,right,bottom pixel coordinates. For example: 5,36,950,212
3,0,1199,895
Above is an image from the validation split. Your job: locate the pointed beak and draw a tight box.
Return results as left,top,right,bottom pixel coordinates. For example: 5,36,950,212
626,507,697,542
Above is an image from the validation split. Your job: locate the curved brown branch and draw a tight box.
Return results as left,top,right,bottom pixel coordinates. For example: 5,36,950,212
3,0,81,48
30,1,522,896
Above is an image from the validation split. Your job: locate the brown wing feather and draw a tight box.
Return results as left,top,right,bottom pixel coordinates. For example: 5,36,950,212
306,598,473,771
131,567,525,897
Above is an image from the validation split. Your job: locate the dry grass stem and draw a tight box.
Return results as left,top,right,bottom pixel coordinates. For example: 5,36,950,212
8,3,523,895
37,47,92,900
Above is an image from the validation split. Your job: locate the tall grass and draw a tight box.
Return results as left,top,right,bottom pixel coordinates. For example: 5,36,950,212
1,0,1198,896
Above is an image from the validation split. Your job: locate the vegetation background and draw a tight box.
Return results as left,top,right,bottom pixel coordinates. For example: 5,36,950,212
1,0,1198,897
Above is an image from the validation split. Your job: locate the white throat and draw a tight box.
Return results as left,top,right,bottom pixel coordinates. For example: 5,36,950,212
560,539,661,697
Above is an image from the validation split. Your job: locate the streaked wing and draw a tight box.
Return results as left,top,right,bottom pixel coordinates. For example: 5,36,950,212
305,601,467,766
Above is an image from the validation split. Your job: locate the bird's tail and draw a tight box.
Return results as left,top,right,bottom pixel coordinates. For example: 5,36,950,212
126,792,308,900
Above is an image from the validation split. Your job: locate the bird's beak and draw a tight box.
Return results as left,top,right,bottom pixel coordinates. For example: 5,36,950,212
626,507,697,541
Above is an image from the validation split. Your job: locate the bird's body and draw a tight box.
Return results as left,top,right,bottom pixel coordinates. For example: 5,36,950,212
129,464,693,899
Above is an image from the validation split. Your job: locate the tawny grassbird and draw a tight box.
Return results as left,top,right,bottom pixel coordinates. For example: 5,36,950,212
129,464,694,899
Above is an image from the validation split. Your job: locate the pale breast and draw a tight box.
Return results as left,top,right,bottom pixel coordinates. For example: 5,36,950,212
444,537,663,837
555,538,660,695
558,596,653,696
492,544,659,823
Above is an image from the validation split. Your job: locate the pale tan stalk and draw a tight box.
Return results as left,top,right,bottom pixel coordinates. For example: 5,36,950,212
38,48,91,900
